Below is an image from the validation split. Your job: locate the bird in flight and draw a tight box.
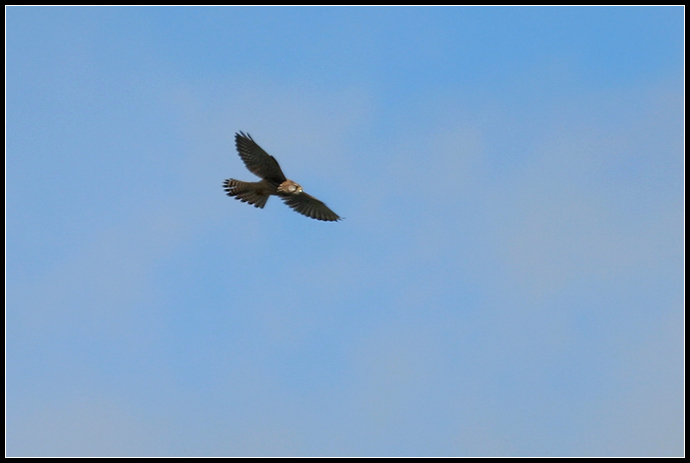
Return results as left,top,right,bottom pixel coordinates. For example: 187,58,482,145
223,132,341,222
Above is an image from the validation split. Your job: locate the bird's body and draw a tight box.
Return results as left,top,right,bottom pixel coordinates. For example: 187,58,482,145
223,132,341,222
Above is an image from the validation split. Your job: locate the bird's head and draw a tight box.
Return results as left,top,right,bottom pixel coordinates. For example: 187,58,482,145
278,180,303,194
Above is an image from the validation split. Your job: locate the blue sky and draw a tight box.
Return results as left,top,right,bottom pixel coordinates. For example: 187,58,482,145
6,6,684,457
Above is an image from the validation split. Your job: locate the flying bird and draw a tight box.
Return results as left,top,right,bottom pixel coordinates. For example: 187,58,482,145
223,132,341,222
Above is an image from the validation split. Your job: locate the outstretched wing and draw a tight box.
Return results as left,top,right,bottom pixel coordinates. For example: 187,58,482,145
235,132,287,185
281,192,341,222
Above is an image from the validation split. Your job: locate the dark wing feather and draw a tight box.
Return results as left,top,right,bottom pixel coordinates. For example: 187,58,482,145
235,132,287,185
281,192,341,222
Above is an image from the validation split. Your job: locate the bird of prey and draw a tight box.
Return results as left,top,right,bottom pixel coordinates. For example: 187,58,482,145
223,132,341,222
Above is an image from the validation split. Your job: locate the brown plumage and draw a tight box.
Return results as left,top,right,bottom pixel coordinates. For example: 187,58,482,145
223,132,341,222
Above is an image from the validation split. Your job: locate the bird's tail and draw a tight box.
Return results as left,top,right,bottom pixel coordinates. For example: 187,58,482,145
223,179,270,208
